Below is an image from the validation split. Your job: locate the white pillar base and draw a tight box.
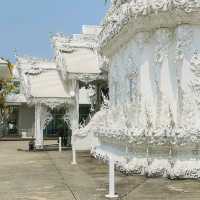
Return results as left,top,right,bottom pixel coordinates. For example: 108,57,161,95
59,137,62,152
34,103,43,150
105,194,119,198
106,157,118,198
71,161,77,165
71,145,77,165
35,145,43,150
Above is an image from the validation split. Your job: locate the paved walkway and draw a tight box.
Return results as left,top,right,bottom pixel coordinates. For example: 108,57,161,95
0,141,200,200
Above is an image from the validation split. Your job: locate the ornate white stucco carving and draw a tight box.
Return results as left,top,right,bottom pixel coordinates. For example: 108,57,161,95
68,73,107,84
99,0,200,51
52,25,107,84
175,25,193,61
34,103,53,149
190,51,200,121
78,21,200,179
63,110,71,129
30,98,71,110
40,106,53,130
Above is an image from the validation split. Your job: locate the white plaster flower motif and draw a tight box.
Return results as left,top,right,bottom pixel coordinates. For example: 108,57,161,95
151,0,166,13
173,0,186,6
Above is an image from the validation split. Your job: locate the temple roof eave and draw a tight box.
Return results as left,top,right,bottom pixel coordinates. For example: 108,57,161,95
99,0,200,56
67,72,108,84
27,96,75,109
5,93,27,105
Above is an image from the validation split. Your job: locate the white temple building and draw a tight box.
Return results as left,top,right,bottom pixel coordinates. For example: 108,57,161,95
51,25,107,150
4,0,200,180
79,0,200,179
6,25,107,151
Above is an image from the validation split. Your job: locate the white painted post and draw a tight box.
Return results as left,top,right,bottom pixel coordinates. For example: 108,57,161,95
71,80,79,165
59,137,62,152
34,103,43,150
106,157,118,198
71,144,77,165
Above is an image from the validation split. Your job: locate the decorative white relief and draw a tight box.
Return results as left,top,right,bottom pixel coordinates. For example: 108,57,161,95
99,0,200,48
63,111,71,129
51,26,105,84
72,1,200,179
190,52,200,99
135,32,150,50
68,73,107,84
175,25,193,61
31,98,71,110
154,29,171,64
40,106,53,130
189,51,200,128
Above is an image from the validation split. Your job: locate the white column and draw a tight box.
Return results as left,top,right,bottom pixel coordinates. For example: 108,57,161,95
71,80,79,165
106,157,118,198
71,141,77,165
34,103,43,149
59,137,62,152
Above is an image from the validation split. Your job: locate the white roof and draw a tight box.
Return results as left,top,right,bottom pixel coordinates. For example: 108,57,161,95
6,94,27,105
29,70,69,98
62,48,100,74
52,25,102,77
16,56,71,101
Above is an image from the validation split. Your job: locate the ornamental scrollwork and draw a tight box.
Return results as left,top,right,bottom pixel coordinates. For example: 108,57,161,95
40,106,53,130
190,52,200,105
99,0,199,47
154,29,172,64
175,25,193,61
63,112,71,129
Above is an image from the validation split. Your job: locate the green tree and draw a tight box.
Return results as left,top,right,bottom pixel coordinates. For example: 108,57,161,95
0,62,15,125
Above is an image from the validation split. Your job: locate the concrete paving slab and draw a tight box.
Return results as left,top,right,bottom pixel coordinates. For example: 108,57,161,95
0,141,200,200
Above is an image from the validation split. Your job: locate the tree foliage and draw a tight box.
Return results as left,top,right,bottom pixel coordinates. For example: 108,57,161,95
0,62,15,124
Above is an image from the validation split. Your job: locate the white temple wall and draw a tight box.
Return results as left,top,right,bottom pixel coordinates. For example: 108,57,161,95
109,25,200,128
18,104,35,136
74,132,99,151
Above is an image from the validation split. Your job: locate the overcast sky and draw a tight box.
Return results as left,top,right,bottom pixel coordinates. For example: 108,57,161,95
0,0,109,62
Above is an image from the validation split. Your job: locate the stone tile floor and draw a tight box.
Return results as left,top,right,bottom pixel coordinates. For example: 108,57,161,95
0,141,200,200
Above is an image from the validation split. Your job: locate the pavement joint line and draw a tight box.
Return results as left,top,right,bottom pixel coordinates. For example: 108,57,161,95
118,178,148,200
77,155,149,200
46,151,80,200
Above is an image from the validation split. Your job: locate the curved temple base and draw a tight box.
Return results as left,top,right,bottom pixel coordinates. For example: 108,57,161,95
92,146,200,180
105,194,119,199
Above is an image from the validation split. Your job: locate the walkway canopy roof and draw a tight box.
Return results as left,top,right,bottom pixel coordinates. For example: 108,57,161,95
15,56,74,108
52,25,107,83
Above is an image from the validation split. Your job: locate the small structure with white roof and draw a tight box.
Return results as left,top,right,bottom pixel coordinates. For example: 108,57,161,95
51,25,108,150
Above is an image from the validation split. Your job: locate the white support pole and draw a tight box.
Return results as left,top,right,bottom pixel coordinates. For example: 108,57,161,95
59,137,62,152
106,157,118,198
34,103,43,150
71,141,77,165
71,80,79,165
